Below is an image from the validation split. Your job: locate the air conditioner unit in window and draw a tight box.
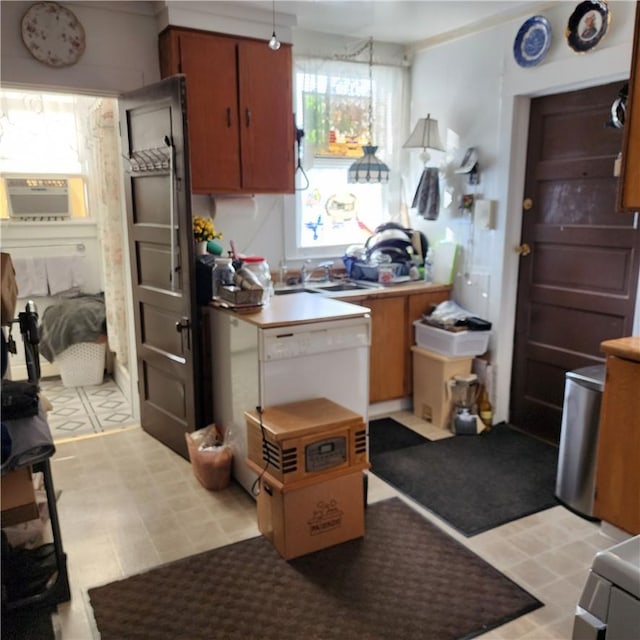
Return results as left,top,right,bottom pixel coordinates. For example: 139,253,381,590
4,175,71,220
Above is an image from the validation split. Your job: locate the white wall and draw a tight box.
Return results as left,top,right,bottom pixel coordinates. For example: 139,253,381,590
1,0,637,421
406,0,637,422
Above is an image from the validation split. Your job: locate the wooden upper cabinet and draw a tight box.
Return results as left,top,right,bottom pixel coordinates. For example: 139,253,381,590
618,2,640,212
159,27,294,195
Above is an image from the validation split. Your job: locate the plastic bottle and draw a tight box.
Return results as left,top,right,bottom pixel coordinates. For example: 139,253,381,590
242,256,273,303
479,386,493,428
212,257,235,297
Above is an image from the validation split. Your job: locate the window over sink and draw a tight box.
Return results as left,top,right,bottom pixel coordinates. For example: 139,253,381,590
284,56,408,260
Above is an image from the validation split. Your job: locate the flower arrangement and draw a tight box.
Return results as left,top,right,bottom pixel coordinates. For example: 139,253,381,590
193,215,222,242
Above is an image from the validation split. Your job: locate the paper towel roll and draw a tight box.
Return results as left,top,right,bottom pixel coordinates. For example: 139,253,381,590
211,195,257,217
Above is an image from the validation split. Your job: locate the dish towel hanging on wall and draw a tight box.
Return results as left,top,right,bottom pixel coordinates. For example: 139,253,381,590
45,256,85,296
412,167,440,220
12,257,48,299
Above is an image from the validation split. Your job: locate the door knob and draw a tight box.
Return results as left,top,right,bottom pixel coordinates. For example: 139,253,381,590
175,317,191,351
515,243,531,256
175,318,190,333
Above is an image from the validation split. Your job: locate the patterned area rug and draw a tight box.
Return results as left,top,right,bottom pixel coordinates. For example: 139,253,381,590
89,498,542,640
40,376,134,440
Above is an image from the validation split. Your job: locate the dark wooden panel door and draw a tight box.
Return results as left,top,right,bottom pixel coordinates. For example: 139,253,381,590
511,81,640,443
120,76,202,458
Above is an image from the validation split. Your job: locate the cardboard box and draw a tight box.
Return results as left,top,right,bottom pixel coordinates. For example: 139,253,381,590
1,252,18,326
1,467,39,527
412,346,472,429
245,398,368,484
252,464,367,560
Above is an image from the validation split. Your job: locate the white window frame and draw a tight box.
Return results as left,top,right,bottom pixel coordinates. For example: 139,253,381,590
284,57,408,260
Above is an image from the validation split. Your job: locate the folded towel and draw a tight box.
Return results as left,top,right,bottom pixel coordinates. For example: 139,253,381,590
45,256,85,296
412,167,440,220
1,402,55,472
12,257,48,298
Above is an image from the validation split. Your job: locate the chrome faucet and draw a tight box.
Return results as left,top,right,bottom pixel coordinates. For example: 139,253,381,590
301,260,333,283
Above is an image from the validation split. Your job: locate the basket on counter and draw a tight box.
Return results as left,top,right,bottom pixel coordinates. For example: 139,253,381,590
57,341,106,387
217,285,264,307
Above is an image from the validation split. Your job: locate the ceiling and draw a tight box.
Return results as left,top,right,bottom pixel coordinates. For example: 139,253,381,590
242,1,553,46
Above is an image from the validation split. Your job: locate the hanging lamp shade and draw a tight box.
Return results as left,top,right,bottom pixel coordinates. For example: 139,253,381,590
347,37,389,185
348,145,390,184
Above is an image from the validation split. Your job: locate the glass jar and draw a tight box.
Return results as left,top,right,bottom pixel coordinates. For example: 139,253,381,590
242,256,273,303
212,257,235,297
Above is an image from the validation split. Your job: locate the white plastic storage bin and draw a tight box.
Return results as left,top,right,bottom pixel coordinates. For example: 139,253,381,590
57,341,106,387
413,321,490,357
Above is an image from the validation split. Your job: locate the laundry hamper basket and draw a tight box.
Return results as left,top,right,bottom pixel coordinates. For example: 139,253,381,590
57,341,106,387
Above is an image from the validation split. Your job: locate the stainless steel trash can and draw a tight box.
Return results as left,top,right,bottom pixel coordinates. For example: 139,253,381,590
555,364,605,519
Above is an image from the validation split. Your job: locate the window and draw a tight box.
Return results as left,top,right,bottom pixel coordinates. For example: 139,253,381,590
285,57,407,259
0,89,96,219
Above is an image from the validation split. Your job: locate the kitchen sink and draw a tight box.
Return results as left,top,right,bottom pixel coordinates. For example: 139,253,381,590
273,285,321,295
273,280,381,295
308,281,381,292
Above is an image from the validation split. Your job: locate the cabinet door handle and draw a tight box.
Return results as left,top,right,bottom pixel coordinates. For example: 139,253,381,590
245,108,251,127
226,107,231,128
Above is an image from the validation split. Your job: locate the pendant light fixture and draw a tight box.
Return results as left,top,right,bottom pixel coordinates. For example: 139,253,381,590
347,37,390,184
268,0,281,50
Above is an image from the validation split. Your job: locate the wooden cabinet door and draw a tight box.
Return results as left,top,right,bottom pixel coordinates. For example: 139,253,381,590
179,32,241,193
159,28,294,194
237,40,294,193
366,296,406,403
594,355,640,534
618,3,640,212
405,290,450,395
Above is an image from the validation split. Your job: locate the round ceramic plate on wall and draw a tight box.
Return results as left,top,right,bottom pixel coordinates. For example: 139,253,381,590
21,1,86,68
513,15,552,68
566,0,610,53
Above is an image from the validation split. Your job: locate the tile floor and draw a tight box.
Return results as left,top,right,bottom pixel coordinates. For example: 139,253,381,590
17,412,631,639
40,376,136,441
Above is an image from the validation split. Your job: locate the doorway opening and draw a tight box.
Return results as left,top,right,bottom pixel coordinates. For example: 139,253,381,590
0,87,139,438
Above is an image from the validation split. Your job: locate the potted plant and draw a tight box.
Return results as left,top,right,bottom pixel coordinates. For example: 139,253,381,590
193,215,222,255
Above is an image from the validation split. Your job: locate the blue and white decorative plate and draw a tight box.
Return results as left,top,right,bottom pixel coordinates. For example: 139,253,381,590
513,15,552,68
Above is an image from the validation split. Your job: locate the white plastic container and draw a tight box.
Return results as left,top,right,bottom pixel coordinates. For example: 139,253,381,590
413,321,490,357
57,341,106,387
242,256,273,303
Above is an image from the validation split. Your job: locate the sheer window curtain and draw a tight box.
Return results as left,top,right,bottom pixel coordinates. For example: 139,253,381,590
86,98,129,368
294,56,409,226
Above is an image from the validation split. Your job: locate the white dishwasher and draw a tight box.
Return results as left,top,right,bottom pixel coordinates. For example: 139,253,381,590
208,299,371,496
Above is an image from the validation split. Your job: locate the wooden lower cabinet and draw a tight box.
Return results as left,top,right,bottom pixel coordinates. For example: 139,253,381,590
366,296,406,403
593,349,640,534
339,287,450,404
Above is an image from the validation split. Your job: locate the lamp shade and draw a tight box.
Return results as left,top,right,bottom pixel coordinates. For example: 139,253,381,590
348,145,390,184
403,114,444,152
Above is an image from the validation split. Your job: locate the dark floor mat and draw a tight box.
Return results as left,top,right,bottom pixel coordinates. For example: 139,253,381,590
368,417,429,456
370,422,559,536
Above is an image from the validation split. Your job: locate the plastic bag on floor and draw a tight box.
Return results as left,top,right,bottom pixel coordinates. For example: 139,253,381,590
185,424,233,491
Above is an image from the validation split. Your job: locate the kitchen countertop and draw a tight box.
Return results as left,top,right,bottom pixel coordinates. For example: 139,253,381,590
320,281,451,300
209,291,371,329
601,336,640,363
